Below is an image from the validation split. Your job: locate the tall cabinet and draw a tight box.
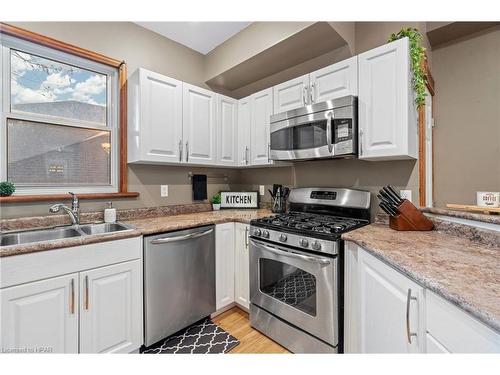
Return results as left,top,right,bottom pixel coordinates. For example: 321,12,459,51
358,37,418,160
237,96,251,166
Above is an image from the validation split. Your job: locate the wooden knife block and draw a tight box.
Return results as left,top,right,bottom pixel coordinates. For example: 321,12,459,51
389,200,434,231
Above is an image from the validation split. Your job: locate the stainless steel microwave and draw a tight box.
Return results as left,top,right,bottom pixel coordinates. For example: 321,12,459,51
269,96,357,161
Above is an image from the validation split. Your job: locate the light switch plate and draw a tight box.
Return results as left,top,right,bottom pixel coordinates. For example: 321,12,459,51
160,185,168,197
259,185,265,196
400,189,412,203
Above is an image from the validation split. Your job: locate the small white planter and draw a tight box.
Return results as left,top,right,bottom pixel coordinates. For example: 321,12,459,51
212,203,221,211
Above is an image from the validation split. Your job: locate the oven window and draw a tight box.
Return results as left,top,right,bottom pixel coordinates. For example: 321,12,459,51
259,258,317,316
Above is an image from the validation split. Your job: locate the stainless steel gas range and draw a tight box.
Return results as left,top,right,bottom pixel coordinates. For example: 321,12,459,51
249,187,371,353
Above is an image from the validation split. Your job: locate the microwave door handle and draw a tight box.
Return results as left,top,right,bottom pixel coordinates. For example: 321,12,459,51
250,239,331,266
326,111,334,153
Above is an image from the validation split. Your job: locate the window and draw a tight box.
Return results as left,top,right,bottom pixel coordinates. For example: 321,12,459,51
1,33,119,195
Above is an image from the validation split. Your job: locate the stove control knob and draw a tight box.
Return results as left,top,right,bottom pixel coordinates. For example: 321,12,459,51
279,234,287,242
300,238,309,248
253,228,261,237
311,241,322,251
262,230,270,238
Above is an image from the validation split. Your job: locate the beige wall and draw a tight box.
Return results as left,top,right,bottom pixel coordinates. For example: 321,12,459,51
432,27,500,207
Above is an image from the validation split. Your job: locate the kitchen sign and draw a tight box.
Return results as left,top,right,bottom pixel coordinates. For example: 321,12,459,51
220,191,259,209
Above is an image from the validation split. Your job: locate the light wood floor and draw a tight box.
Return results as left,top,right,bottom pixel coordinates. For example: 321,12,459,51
212,307,290,354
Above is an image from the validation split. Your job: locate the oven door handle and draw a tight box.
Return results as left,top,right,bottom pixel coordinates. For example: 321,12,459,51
250,239,331,266
326,111,334,153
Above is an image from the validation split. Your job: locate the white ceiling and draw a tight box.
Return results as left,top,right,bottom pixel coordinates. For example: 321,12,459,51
134,22,252,55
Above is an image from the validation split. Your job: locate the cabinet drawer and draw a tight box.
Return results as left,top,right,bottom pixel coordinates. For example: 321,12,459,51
426,291,500,353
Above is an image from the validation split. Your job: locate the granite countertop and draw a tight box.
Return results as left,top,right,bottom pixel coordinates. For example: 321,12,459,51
0,209,273,258
124,209,273,235
342,224,500,333
421,207,500,225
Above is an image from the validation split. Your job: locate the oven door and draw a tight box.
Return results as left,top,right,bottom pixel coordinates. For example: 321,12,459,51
270,106,355,161
249,238,338,346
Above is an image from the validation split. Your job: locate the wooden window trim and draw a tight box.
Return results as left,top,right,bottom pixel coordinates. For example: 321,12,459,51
418,54,435,207
0,23,139,203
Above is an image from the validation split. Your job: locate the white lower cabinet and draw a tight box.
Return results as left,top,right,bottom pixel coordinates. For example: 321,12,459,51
0,273,79,353
234,223,250,309
215,223,235,310
0,237,143,354
215,223,250,311
79,260,142,353
345,241,500,353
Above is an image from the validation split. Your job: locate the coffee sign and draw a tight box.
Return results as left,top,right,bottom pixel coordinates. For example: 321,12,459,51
477,192,500,207
220,191,259,209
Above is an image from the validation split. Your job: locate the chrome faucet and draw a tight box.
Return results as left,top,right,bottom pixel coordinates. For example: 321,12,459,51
49,192,80,225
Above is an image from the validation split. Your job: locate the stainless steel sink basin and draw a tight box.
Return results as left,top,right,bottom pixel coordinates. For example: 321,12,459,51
0,227,82,247
79,222,133,235
0,221,134,247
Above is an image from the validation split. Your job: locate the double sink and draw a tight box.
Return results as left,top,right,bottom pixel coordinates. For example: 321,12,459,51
0,222,134,247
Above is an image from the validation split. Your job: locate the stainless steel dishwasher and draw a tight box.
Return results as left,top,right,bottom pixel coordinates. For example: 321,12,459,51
143,225,215,347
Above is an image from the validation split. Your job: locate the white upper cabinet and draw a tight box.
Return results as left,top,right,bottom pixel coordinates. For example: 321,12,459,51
216,95,238,166
310,56,358,103
79,260,142,354
237,96,251,166
128,68,183,164
358,37,418,160
183,83,217,165
250,88,273,166
273,74,309,114
0,273,79,353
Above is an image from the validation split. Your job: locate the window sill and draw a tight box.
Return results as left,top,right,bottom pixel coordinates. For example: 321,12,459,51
0,192,139,203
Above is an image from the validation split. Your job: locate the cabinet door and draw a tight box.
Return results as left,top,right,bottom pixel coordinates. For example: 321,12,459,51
183,83,217,165
358,37,417,160
139,69,183,163
358,248,424,353
273,75,309,113
237,96,251,166
0,274,79,353
309,56,358,103
234,223,250,309
215,223,235,310
217,95,238,166
250,88,273,165
79,260,142,353
426,333,450,353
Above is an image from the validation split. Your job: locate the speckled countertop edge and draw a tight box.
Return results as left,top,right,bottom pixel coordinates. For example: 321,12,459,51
0,209,273,258
342,224,500,333
421,207,500,225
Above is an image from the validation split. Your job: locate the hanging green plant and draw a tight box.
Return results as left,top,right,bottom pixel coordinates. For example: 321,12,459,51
388,28,427,107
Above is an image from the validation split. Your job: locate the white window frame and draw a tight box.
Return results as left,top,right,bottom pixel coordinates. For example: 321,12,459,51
0,34,119,195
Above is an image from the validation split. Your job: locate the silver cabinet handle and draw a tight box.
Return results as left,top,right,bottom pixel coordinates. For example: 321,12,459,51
302,86,307,105
406,288,418,344
359,128,364,156
267,143,271,163
250,239,331,266
245,226,249,248
326,111,334,153
185,141,189,162
85,275,89,310
245,146,249,165
150,228,213,244
310,83,315,103
70,278,75,314
179,139,183,162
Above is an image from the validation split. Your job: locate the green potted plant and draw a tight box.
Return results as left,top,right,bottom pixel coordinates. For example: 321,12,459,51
211,192,221,211
0,181,15,197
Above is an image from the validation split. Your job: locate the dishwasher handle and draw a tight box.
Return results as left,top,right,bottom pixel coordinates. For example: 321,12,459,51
150,228,213,245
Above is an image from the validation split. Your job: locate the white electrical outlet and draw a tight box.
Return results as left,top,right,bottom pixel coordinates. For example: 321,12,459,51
160,185,169,197
400,189,412,203
259,185,265,196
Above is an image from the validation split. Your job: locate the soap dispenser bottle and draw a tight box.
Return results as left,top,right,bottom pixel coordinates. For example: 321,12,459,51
104,202,116,223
